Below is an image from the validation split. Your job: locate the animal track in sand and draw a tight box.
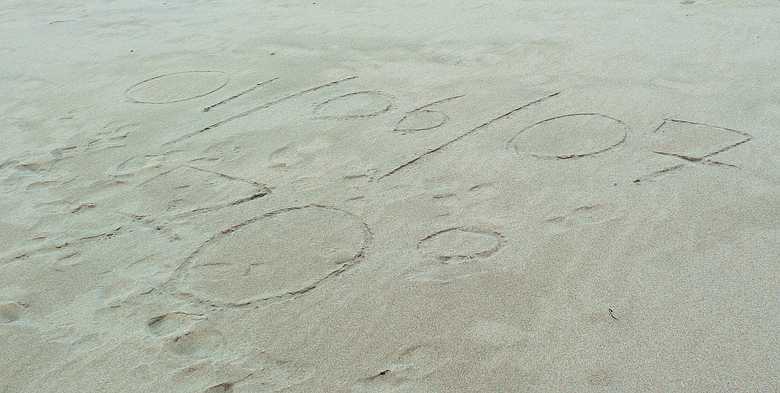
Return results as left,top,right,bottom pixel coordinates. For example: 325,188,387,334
165,326,226,358
125,71,228,104
508,113,628,159
147,311,205,337
174,205,371,306
121,166,269,217
353,344,443,392
418,227,504,264
545,203,624,228
0,301,25,323
313,91,393,119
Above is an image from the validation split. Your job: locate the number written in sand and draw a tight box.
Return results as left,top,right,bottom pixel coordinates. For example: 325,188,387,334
125,71,229,104
173,205,372,306
393,95,465,133
313,90,393,119
418,226,504,264
508,113,628,160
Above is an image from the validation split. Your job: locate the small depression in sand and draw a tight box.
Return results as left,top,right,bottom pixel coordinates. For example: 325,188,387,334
178,206,369,305
125,71,228,104
0,301,24,323
509,113,628,159
418,227,504,263
314,91,393,119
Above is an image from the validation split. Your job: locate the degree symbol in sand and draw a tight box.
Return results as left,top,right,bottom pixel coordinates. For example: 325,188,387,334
173,205,372,307
313,90,393,119
125,71,229,104
418,226,504,264
507,113,628,159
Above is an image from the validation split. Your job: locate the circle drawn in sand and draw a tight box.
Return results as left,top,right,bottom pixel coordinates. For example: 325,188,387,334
394,110,448,133
313,91,393,119
125,71,228,104
418,227,504,263
176,205,371,306
508,113,628,159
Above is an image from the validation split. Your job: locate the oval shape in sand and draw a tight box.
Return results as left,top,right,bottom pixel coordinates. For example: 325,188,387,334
418,227,504,263
125,71,228,104
394,110,448,132
313,91,392,119
178,206,370,306
509,113,628,159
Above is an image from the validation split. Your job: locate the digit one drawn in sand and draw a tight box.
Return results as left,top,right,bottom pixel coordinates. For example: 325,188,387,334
173,205,371,306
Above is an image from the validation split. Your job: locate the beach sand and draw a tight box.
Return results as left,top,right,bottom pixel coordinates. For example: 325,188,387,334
1,1,778,392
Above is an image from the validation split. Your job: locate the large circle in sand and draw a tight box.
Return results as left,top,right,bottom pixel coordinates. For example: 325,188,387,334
125,71,228,104
177,205,370,306
508,113,628,159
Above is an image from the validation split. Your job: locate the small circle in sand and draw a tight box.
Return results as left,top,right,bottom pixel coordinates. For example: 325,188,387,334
313,91,393,119
125,71,228,104
508,113,628,159
394,110,448,133
177,205,370,306
418,227,504,263
0,301,24,323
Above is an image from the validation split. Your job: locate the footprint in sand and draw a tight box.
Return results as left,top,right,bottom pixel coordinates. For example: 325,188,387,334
0,301,26,323
165,326,226,358
352,344,443,392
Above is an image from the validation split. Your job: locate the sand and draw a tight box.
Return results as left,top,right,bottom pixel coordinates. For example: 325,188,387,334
1,1,778,392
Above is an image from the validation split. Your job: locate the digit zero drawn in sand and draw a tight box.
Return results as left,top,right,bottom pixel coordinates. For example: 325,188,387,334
507,113,628,160
170,205,372,307
418,226,504,263
201,77,279,112
164,76,357,145
380,91,561,180
393,95,465,133
313,90,394,119
125,71,229,104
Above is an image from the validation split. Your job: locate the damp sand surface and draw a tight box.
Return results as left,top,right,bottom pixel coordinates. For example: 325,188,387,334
1,1,779,392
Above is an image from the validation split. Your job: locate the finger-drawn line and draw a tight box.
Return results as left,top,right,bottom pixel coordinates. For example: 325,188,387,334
202,77,279,112
164,76,358,145
393,95,465,133
507,113,628,160
125,71,229,104
379,91,561,180
632,163,687,184
653,118,753,159
163,204,373,308
413,95,466,111
135,165,271,218
641,118,753,180
312,90,393,120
